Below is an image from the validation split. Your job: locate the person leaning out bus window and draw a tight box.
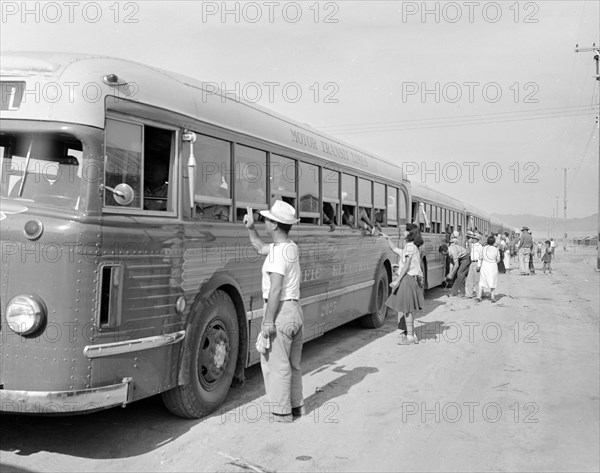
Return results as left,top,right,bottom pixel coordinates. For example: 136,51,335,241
243,200,304,423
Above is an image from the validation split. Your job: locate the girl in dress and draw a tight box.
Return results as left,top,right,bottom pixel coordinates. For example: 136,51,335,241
477,235,501,303
383,225,424,344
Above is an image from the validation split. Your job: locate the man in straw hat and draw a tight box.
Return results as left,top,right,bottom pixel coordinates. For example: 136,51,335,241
465,230,483,298
439,234,471,297
517,226,534,275
243,200,303,423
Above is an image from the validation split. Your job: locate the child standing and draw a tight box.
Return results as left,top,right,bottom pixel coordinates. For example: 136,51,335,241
542,240,553,274
384,225,424,344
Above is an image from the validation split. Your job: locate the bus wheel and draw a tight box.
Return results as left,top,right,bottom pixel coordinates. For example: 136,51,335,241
162,290,239,419
359,265,389,328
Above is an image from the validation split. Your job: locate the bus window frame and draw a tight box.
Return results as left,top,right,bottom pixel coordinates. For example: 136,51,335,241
103,114,179,217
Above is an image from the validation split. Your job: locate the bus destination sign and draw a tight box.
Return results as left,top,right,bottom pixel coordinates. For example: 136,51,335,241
1,82,25,111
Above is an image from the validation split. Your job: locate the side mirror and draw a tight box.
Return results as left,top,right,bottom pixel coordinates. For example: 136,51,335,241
104,183,135,206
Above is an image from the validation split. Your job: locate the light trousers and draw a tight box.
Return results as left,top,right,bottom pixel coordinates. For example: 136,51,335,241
260,300,304,415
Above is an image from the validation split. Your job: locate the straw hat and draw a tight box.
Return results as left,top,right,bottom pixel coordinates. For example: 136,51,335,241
260,200,300,224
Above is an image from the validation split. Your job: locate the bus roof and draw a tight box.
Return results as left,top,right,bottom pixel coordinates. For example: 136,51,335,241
1,51,408,185
464,203,491,220
410,182,465,212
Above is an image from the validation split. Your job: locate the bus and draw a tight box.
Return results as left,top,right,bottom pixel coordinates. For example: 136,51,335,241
0,52,410,418
490,216,512,236
410,182,497,289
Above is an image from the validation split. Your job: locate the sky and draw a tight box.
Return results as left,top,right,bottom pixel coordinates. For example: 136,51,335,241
1,0,599,219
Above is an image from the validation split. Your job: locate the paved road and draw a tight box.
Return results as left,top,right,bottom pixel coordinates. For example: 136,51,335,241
1,247,598,472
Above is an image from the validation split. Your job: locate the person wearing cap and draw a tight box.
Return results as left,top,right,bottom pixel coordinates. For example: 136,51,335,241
243,200,303,423
517,226,534,275
465,231,483,298
439,236,470,297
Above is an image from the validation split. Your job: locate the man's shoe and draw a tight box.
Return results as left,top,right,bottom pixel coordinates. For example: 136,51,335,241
292,406,304,417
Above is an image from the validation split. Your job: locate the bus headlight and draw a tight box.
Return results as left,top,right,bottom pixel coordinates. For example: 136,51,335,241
6,294,47,336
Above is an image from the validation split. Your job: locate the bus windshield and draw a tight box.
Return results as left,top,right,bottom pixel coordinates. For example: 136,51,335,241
0,131,83,209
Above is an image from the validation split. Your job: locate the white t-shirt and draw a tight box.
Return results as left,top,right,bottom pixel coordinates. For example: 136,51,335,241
262,241,301,300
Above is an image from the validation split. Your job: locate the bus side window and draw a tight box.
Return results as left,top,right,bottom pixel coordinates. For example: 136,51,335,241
193,134,232,221
235,145,267,222
374,182,386,227
143,126,174,212
298,161,319,225
270,154,297,210
358,178,373,231
322,165,339,229
341,173,357,228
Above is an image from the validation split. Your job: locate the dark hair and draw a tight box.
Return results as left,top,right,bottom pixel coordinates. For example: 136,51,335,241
545,240,551,245
278,222,292,234
439,244,448,253
405,227,423,247
405,223,418,232
487,235,495,246
266,218,292,234
504,231,509,237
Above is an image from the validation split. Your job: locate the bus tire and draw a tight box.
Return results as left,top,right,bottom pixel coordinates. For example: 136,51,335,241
162,290,239,419
359,265,389,328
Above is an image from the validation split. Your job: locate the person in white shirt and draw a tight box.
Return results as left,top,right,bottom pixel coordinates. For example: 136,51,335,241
465,231,483,298
244,200,303,423
477,235,501,302
383,225,424,345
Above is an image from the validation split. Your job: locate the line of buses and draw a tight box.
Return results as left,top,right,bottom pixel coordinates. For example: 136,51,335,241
0,52,512,417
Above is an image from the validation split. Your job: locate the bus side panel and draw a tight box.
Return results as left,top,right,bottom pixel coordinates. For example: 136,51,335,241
421,233,446,289
91,217,185,396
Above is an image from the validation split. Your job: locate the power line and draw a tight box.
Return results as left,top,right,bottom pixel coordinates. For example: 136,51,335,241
319,104,597,132
329,111,596,135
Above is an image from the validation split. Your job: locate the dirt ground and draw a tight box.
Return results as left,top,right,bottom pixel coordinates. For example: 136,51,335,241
1,247,599,473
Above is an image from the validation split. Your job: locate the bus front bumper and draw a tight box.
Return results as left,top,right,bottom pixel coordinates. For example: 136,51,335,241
0,377,133,414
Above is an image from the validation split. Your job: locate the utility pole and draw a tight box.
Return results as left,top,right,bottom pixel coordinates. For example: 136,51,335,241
563,168,568,251
554,196,559,240
575,43,600,269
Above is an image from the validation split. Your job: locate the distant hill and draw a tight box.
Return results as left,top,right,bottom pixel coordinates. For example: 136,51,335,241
491,213,598,238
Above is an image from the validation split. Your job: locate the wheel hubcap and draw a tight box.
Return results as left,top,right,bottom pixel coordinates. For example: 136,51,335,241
199,321,230,389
